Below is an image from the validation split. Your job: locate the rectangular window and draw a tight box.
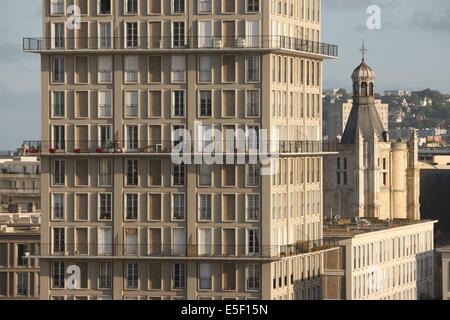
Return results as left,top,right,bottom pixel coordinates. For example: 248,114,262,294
126,22,138,48
75,193,88,221
124,56,139,83
246,55,260,82
75,228,89,255
98,262,112,289
171,55,186,82
247,164,261,186
51,0,65,15
125,228,138,255
17,244,28,267
198,165,212,186
52,262,65,289
199,263,212,290
222,55,236,83
198,194,212,221
17,273,28,296
246,264,260,291
125,125,138,151
199,90,212,117
246,90,260,117
172,194,186,220
53,228,65,254
148,56,162,83
52,193,65,220
124,91,139,118
52,124,64,149
246,194,260,221
97,227,112,255
52,91,65,117
99,193,112,220
172,163,185,186
99,22,112,48
173,263,186,289
222,0,235,13
198,228,213,256
198,21,212,48
198,0,212,13
247,228,260,255
172,0,185,13
172,22,186,47
148,194,162,221
52,57,65,83
148,263,162,290
222,194,236,221
125,0,138,14
148,228,162,255
98,56,112,83
172,90,186,117
52,160,65,186
223,263,236,291
247,0,260,12
148,91,162,118
125,194,139,220
198,56,212,82
126,160,139,186
98,159,112,186
52,23,65,49
97,91,112,118
126,262,139,289
99,0,112,14
148,0,161,14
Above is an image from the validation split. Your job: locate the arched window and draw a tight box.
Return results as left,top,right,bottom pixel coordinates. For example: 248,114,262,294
361,82,368,96
369,83,374,96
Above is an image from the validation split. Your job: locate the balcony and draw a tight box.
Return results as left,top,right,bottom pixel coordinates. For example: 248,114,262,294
22,140,336,156
23,35,338,58
36,240,339,261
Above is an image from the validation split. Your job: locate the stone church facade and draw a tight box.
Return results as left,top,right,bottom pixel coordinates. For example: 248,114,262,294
324,59,420,220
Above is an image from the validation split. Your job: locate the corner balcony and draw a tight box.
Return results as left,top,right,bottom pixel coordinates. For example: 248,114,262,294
22,140,337,157
23,35,338,59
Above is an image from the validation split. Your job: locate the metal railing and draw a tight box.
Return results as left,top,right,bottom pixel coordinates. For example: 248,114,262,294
23,35,338,57
22,140,336,155
35,240,339,259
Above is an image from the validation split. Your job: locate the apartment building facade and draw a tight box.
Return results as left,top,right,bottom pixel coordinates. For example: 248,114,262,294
0,155,40,212
25,0,337,300
323,219,436,300
0,213,41,300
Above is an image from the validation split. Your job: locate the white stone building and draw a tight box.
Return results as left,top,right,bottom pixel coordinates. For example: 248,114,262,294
323,219,436,300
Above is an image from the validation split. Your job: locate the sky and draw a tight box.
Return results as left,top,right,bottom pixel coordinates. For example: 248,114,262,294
0,0,449,150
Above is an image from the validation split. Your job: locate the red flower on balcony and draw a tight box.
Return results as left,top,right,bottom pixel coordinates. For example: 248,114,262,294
48,148,56,153
74,147,81,153
96,147,104,153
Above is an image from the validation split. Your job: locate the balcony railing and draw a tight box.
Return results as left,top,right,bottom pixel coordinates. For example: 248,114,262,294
35,240,339,259
22,140,336,155
23,35,338,58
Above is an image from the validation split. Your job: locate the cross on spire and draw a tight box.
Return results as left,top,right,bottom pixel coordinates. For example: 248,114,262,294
359,40,368,62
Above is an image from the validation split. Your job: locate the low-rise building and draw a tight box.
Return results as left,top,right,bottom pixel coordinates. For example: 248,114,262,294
0,154,40,212
323,218,436,300
0,212,40,300
436,245,450,300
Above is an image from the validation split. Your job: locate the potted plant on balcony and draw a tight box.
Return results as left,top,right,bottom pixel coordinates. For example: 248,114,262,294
48,148,56,154
96,146,104,153
74,147,81,154
107,141,116,153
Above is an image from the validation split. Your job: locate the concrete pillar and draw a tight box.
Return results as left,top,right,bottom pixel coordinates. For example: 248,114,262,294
391,143,407,219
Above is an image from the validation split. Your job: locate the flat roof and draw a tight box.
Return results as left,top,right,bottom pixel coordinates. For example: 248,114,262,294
323,218,436,238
